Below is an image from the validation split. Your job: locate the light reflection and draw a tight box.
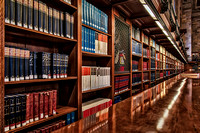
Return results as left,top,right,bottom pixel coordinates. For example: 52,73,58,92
156,78,187,131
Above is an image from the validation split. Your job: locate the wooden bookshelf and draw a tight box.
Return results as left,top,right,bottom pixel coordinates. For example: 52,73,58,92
82,51,112,58
82,86,112,94
6,106,77,133
114,89,131,96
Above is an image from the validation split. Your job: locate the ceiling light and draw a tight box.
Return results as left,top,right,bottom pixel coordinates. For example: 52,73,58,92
162,30,168,36
155,21,164,30
143,5,157,20
139,0,146,4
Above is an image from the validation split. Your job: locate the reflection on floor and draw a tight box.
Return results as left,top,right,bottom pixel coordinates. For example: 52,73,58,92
53,75,200,133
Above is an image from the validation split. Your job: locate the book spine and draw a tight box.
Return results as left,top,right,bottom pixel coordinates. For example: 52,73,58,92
48,7,53,34
29,51,33,79
33,0,38,30
60,11,64,37
48,91,53,116
9,103,15,130
47,53,51,79
43,52,47,79
52,9,56,35
82,26,84,51
29,93,34,122
5,46,9,82
4,96,10,132
44,92,49,118
33,92,39,121
26,94,30,124
39,92,44,119
28,0,33,29
9,47,15,81
33,52,37,79
5,0,11,23
21,95,27,126
64,55,68,78
70,15,74,39
10,0,15,24
56,53,60,78
43,3,48,33
52,90,57,115
16,0,23,26
56,10,60,36
19,48,25,80
15,48,20,81
22,0,28,28
38,0,43,31
24,49,30,80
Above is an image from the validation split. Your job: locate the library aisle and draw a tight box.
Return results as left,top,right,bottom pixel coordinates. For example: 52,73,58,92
53,77,200,132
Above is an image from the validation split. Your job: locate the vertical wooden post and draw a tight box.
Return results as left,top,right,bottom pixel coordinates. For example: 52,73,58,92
0,0,5,132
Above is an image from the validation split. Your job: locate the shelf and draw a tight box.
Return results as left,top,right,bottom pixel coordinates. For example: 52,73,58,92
5,23,77,44
114,73,130,76
6,106,77,133
143,70,150,72
132,37,142,43
143,56,150,60
114,89,131,96
132,82,142,87
82,51,112,58
82,24,112,37
5,77,78,85
143,80,150,83
132,70,142,73
143,42,149,47
82,86,112,94
132,53,142,58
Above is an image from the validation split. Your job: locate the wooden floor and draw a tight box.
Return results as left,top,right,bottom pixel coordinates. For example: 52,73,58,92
53,78,200,133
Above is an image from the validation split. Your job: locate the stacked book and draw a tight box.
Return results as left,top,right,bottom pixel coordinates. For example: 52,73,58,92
82,98,112,118
4,90,57,132
82,26,108,54
82,0,108,33
5,46,69,82
143,48,150,58
143,72,149,82
5,0,74,39
132,25,140,41
132,73,141,85
132,40,142,56
132,60,139,71
114,76,129,94
82,66,110,92
151,59,155,70
143,61,149,71
151,72,155,81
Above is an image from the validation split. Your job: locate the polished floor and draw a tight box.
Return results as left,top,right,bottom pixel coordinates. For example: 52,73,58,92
53,76,200,133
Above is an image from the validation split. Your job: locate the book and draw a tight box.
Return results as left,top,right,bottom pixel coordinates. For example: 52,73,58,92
10,0,15,24
48,7,53,34
33,0,38,30
114,76,129,94
5,0,11,23
132,73,141,85
16,0,23,26
60,11,64,37
15,48,20,81
22,0,28,28
9,46,15,81
70,15,74,39
38,0,43,32
43,2,48,33
5,46,9,82
24,48,30,80
33,52,37,79
28,0,33,29
29,52,34,79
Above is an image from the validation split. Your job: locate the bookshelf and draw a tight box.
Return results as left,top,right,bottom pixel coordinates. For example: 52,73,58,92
0,0,185,132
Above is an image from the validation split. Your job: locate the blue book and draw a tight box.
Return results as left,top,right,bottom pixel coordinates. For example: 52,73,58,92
70,112,75,123
9,47,15,81
82,0,84,24
51,53,57,79
89,3,91,27
93,30,95,53
66,113,71,125
24,49,30,80
86,2,89,25
5,46,9,82
33,52,37,79
19,48,25,80
15,48,20,81
29,52,34,79
86,28,89,52
82,26,84,51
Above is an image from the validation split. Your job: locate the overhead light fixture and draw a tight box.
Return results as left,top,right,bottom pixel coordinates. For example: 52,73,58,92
155,21,164,30
143,5,157,20
162,30,168,36
167,37,172,41
139,0,146,4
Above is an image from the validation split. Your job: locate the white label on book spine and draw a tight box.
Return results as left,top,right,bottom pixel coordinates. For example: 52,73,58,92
30,118,33,122
4,126,9,132
5,78,9,82
16,124,21,128
53,75,56,79
25,76,29,80
34,75,38,79
16,78,20,81
40,113,44,119
29,75,33,79
45,115,48,118
53,110,56,115
22,122,26,126
11,77,15,81
26,120,29,124
10,125,15,130
35,117,39,121
5,19,9,23
20,77,24,80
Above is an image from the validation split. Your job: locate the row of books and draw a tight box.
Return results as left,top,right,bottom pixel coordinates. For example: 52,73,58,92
114,96,121,104
160,73,163,78
151,47,155,58
4,90,57,132
156,72,160,79
143,72,149,81
132,40,142,56
151,59,155,70
150,39,156,48
132,25,140,41
156,53,160,61
5,46,69,82
143,48,150,58
114,76,129,94
82,98,112,118
82,0,108,33
82,108,108,132
28,111,75,133
82,26,108,54
143,34,148,44
132,60,139,71
143,62,149,71
156,44,159,51
82,66,110,92
151,73,155,81
166,71,170,76
132,73,141,85
5,0,74,39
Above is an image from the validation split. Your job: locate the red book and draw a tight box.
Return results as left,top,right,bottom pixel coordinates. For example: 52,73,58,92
29,93,34,122
52,90,57,115
39,92,44,119
26,93,30,124
33,92,39,121
44,92,49,118
48,91,53,116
